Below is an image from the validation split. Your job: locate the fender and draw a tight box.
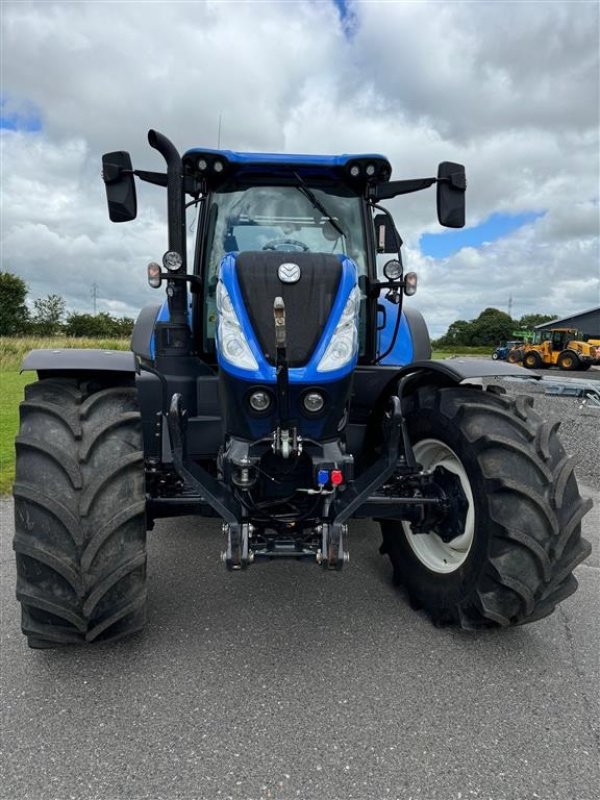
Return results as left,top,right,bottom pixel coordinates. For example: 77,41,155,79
349,357,537,457
352,357,535,420
131,303,162,360
398,357,538,384
21,348,136,376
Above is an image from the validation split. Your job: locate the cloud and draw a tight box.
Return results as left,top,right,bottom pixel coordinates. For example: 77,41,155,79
1,0,598,339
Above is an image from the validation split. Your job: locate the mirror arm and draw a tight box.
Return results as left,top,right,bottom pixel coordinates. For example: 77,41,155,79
134,169,167,187
134,170,203,197
373,177,437,200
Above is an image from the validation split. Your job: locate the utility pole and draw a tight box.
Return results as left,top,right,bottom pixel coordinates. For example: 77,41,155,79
91,282,98,315
508,294,513,319
217,113,222,148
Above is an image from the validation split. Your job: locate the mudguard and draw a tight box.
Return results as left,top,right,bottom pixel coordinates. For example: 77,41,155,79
131,304,162,360
350,357,535,430
400,357,537,383
21,349,137,374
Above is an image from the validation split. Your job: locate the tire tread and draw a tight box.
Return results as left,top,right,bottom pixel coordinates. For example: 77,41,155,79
13,377,147,648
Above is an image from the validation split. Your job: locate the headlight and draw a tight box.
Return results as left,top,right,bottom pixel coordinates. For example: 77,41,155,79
317,287,360,372
216,281,259,371
303,391,325,413
249,390,272,413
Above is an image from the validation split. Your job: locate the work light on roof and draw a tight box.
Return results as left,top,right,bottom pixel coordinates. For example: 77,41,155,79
197,158,208,171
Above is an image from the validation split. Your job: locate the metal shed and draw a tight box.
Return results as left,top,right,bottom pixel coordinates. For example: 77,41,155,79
535,306,600,339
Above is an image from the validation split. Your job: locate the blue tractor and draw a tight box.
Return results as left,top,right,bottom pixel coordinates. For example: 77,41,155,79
492,340,523,361
13,130,591,647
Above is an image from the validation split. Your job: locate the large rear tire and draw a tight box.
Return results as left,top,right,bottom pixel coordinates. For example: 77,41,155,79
380,384,592,628
13,378,147,648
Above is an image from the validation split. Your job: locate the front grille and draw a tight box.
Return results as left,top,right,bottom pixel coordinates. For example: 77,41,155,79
235,251,341,367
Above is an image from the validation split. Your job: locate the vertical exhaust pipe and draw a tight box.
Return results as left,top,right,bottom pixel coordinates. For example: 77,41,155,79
147,129,188,330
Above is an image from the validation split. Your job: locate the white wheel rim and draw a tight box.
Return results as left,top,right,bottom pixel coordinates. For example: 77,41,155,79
402,439,475,574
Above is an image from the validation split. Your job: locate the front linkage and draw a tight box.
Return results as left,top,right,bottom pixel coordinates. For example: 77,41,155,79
164,372,465,572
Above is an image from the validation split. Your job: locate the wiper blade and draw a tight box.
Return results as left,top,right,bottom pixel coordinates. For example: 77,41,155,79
292,171,346,240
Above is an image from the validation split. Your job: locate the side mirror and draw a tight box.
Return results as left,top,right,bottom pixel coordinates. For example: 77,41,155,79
102,151,137,222
436,162,466,228
374,214,402,253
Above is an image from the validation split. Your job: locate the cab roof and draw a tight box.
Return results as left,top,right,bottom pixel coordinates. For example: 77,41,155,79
182,147,392,189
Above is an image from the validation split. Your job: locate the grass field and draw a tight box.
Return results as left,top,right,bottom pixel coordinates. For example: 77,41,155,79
0,337,492,494
0,337,130,494
0,371,30,494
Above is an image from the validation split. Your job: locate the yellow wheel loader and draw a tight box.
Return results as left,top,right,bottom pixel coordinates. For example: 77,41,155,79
520,328,598,371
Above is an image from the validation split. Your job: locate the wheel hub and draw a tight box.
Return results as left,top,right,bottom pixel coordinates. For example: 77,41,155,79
427,465,469,542
402,438,476,574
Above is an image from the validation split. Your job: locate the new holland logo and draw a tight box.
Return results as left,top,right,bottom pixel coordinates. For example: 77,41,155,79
278,263,301,284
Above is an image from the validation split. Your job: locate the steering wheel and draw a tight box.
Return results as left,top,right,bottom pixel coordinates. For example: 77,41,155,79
262,238,310,253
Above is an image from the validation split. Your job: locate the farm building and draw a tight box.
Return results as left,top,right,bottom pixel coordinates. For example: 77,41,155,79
535,306,600,339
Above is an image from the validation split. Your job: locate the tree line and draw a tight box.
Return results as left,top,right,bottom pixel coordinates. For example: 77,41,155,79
432,307,556,347
0,271,134,338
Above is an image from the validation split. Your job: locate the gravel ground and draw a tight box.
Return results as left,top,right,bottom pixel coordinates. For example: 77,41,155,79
496,377,600,490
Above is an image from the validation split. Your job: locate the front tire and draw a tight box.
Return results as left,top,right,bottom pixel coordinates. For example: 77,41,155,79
13,378,147,648
380,384,592,628
557,351,579,371
523,351,542,369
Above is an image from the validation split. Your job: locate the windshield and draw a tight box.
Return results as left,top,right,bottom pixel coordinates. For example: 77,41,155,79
201,183,367,348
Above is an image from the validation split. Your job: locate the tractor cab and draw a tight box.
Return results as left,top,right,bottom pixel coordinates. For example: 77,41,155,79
549,328,578,351
180,147,463,366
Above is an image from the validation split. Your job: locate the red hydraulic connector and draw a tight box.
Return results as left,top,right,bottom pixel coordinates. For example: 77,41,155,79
330,469,344,486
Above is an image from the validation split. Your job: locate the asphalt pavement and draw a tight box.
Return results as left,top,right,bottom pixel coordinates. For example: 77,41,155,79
1,489,598,800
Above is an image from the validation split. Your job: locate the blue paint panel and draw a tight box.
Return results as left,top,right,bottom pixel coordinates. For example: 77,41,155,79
377,300,414,366
148,298,193,360
184,148,388,169
217,254,359,384
420,211,545,258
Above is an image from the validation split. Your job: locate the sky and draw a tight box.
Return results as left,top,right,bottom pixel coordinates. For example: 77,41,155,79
1,0,599,339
